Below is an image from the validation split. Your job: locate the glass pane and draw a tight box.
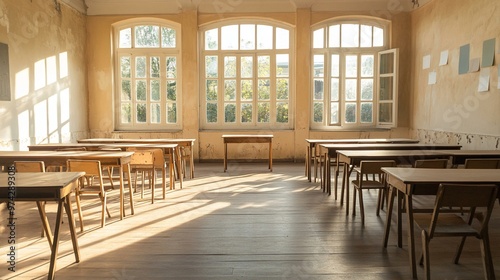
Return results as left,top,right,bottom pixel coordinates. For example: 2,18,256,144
241,56,253,78
373,27,384,47
166,80,176,101
121,103,131,123
150,56,160,78
121,57,131,78
345,103,356,123
313,28,324,49
136,80,146,101
257,25,273,49
224,80,236,101
313,102,323,123
221,25,238,50
379,103,393,122
328,25,340,48
258,56,270,77
258,79,270,100
379,76,393,100
331,54,339,77
224,56,236,78
313,54,324,78
276,54,289,77
166,57,177,78
121,80,131,101
241,103,252,122
151,80,160,101
257,102,270,122
341,24,359,48
224,103,236,123
330,102,339,124
241,80,253,100
276,102,288,123
361,55,374,77
135,57,146,78
380,52,394,74
361,79,373,100
136,103,146,123
330,78,339,101
207,103,217,123
205,28,218,50
345,55,357,78
240,24,255,50
345,79,357,101
361,102,373,123
151,103,160,123
313,79,324,100
135,25,160,48
167,103,177,123
277,78,288,100
276,27,289,49
206,80,218,101
119,28,131,48
360,25,372,47
161,27,176,48
205,56,218,78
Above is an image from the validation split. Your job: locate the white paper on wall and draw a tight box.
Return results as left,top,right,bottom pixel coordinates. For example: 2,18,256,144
439,50,448,66
423,55,431,69
478,68,490,92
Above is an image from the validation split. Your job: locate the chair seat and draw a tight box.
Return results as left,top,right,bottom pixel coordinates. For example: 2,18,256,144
351,179,385,189
414,213,479,236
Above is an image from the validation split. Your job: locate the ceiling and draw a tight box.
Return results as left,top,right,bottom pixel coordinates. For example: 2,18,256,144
62,0,431,15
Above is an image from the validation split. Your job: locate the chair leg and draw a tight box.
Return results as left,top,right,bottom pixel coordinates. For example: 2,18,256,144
422,230,431,280
479,233,495,280
358,188,365,225
352,187,357,216
74,192,84,232
100,193,106,228
454,236,467,264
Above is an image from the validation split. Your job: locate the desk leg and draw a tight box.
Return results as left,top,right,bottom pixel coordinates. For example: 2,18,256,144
306,146,310,180
169,149,175,190
189,145,195,178
119,166,125,219
326,153,331,195
224,143,227,172
176,147,183,189
63,194,80,263
383,185,396,248
334,157,339,200
47,200,64,280
269,141,272,172
397,190,403,248
126,163,134,215
36,201,53,248
405,193,418,279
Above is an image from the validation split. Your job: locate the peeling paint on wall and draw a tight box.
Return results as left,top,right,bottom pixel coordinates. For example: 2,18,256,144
412,129,500,150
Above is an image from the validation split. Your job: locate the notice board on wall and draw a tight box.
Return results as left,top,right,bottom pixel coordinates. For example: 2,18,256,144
0,43,10,101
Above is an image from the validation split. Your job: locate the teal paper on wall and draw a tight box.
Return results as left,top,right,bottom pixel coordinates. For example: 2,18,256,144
0,43,10,101
481,38,495,67
458,44,470,75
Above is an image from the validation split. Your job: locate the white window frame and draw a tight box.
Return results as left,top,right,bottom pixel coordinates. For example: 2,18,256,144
199,19,294,130
311,18,397,130
112,18,182,131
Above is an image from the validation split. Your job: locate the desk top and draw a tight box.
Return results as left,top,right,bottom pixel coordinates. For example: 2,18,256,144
338,149,451,159
0,172,84,200
320,143,461,151
0,151,134,166
99,143,178,149
306,138,419,144
382,167,500,184
222,134,273,138
78,138,195,144
28,143,105,151
222,135,273,143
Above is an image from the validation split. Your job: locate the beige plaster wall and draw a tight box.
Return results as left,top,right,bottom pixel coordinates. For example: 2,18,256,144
410,0,500,148
0,0,87,150
87,9,412,162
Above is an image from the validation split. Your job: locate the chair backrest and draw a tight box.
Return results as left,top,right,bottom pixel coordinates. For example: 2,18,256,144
67,159,102,177
128,149,155,167
414,159,448,169
464,158,500,169
14,161,46,172
359,160,396,175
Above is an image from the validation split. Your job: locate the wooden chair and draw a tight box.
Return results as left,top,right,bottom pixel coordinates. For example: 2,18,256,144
414,159,449,169
351,160,396,225
14,161,47,237
414,184,498,280
464,158,500,169
66,159,112,232
128,148,165,203
97,147,123,189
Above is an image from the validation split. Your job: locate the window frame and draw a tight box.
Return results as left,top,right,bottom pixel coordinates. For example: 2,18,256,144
112,18,182,131
199,19,294,130
311,18,397,130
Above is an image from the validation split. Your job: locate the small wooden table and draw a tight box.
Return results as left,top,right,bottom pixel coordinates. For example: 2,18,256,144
381,167,500,279
222,135,273,172
0,171,84,280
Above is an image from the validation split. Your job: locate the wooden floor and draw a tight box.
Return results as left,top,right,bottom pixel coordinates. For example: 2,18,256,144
1,162,499,279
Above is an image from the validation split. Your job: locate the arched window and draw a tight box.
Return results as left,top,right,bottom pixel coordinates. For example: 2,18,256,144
311,18,398,129
200,20,294,130
113,19,181,131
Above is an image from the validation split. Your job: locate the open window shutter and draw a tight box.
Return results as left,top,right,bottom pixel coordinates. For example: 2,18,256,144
376,48,398,128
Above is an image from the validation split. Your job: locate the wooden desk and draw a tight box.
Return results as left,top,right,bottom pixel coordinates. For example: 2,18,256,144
436,149,500,166
337,150,451,216
0,151,134,219
28,143,105,151
77,138,196,179
222,135,273,172
0,171,84,280
305,138,419,182
381,167,500,279
99,143,181,192
318,143,461,199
